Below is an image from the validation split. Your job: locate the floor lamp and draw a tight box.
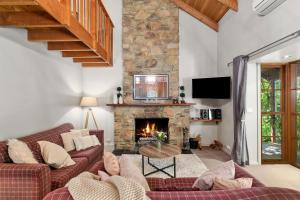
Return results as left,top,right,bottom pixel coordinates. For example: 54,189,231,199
80,97,99,130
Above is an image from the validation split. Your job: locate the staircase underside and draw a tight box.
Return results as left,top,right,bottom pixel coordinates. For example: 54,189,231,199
0,0,113,67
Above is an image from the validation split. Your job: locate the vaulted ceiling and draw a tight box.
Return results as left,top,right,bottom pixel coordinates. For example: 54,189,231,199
172,0,238,31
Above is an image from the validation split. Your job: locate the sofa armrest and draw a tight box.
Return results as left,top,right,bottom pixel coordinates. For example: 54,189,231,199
0,163,51,200
234,164,265,187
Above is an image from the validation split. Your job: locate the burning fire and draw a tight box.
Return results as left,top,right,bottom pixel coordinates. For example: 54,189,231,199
142,123,156,137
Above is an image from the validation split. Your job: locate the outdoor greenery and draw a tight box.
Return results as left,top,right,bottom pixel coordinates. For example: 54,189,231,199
261,68,300,155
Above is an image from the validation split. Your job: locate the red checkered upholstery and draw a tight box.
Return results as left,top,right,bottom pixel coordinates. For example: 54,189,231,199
0,163,51,200
147,177,198,191
146,164,264,192
88,160,105,175
44,187,300,200
146,187,300,200
51,157,89,190
0,124,104,200
44,162,295,200
70,145,102,164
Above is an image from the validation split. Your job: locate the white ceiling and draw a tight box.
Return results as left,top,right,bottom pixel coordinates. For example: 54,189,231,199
254,41,300,64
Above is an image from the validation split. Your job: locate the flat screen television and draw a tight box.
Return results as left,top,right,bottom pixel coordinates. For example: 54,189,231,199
192,77,231,99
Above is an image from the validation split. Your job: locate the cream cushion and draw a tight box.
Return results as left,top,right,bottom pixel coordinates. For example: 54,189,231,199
193,160,235,190
71,129,90,136
103,152,120,176
7,139,38,164
212,177,253,190
119,155,150,192
38,141,75,169
61,132,82,152
73,135,100,151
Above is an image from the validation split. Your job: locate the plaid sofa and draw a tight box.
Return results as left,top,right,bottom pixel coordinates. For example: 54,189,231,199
43,162,300,200
0,123,104,200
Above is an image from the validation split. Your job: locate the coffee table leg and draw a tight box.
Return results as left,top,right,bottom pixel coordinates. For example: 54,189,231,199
142,155,145,175
174,157,176,178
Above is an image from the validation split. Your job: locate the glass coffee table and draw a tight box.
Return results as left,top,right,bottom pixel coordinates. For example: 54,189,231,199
139,143,181,178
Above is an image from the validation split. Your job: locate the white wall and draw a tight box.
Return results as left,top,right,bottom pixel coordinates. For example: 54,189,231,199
179,10,219,145
82,1,220,148
0,28,83,140
82,0,123,150
217,0,300,164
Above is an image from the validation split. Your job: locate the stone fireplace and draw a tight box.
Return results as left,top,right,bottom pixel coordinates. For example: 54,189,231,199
109,0,192,150
135,118,169,142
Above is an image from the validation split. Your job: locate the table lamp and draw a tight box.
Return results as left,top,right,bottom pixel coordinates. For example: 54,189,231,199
80,96,99,130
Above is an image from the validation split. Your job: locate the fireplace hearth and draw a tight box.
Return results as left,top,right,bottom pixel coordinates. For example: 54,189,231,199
135,118,169,143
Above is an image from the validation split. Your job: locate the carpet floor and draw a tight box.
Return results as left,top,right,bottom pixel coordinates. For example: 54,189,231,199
124,154,208,178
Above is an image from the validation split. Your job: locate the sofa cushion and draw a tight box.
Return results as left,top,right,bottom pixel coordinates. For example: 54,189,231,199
7,139,38,164
147,177,198,191
193,160,235,190
22,124,74,163
38,141,75,169
51,157,89,190
69,145,101,164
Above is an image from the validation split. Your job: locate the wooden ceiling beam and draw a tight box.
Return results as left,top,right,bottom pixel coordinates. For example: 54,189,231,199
62,51,100,58
216,0,238,12
28,28,79,41
0,0,37,6
0,12,62,27
73,58,104,63
48,41,90,51
82,62,110,67
171,0,218,31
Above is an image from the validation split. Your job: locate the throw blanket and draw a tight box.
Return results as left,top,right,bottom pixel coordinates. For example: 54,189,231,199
67,172,150,200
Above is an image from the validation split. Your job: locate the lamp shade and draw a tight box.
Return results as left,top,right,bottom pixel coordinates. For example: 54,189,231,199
80,97,98,107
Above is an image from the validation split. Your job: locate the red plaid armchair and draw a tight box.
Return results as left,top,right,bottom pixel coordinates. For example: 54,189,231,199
0,123,104,200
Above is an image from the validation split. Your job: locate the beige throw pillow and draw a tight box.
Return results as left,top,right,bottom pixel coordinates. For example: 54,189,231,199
61,132,82,152
71,129,90,136
103,152,120,176
193,160,235,190
7,139,38,164
38,141,75,169
212,177,253,190
73,135,100,151
119,155,150,192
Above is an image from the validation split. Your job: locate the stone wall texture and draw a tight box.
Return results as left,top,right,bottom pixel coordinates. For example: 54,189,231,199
123,0,179,102
114,0,188,150
114,106,190,149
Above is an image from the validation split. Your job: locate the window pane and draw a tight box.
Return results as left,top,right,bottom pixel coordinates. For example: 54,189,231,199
262,137,282,160
261,68,281,90
292,64,300,89
297,116,300,137
261,91,281,112
296,90,300,113
262,115,282,160
297,140,300,165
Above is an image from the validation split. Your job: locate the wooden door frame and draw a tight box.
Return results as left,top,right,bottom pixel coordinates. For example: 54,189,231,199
260,64,288,164
287,61,300,167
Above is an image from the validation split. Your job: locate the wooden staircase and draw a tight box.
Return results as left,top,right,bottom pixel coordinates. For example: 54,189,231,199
0,0,113,67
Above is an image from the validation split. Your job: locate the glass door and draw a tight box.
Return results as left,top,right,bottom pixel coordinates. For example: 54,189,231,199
261,65,287,163
289,63,300,167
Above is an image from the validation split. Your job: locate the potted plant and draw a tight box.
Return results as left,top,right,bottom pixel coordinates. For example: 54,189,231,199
153,131,167,149
179,85,186,104
116,87,122,104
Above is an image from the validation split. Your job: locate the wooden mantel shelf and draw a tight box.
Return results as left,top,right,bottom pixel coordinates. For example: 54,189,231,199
106,103,196,107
